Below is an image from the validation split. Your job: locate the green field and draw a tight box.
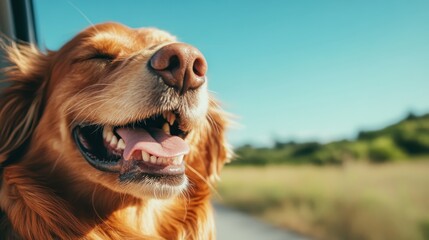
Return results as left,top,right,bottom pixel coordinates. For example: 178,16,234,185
216,161,429,240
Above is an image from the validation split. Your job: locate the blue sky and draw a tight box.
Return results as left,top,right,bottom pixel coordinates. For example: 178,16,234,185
34,0,429,146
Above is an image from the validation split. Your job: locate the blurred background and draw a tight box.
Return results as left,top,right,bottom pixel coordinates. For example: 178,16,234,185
2,0,429,239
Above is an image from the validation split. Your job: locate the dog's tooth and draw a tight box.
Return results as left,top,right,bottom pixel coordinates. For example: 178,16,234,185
172,155,184,165
110,135,118,146
162,158,168,164
150,155,157,164
142,152,150,162
162,123,170,134
117,139,125,149
177,155,184,164
157,157,163,164
103,126,111,139
168,113,176,126
106,131,113,142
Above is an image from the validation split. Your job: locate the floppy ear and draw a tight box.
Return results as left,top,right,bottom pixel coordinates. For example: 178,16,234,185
0,43,49,164
197,98,233,183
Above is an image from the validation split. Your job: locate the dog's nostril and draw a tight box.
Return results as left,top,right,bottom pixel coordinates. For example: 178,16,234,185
168,56,180,71
193,58,206,77
150,43,207,95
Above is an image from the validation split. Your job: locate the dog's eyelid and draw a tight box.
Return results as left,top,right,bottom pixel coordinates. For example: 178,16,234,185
70,53,116,64
87,52,116,61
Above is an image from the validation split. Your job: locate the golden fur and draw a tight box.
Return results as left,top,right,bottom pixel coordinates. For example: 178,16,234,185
0,22,231,239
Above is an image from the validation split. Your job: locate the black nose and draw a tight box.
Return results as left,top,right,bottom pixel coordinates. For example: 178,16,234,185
150,43,207,94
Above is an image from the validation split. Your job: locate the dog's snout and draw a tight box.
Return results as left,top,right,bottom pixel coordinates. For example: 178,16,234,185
150,43,207,94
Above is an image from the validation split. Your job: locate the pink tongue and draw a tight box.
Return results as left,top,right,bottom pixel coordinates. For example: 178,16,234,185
116,128,189,160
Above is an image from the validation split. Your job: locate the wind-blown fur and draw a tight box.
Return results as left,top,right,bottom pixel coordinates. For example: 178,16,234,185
0,22,231,239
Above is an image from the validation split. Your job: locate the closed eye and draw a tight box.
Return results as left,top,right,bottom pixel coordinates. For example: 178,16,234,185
87,53,115,61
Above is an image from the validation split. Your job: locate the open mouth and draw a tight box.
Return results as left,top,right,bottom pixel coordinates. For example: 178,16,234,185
73,111,190,184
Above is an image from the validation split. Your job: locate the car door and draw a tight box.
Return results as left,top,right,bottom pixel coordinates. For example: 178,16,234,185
0,0,37,88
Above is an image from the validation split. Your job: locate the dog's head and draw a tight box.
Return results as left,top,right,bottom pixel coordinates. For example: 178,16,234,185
0,22,231,199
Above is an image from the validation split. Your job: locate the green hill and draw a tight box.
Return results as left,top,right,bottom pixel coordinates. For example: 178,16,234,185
232,113,429,165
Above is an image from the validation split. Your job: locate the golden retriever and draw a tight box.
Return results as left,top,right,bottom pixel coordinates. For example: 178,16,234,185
0,22,231,239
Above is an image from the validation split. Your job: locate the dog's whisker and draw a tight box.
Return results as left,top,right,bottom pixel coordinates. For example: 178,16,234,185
90,184,117,234
179,186,192,222
62,85,116,113
63,95,107,116
66,0,99,34
49,150,64,175
187,165,221,199
206,114,221,135
67,98,109,128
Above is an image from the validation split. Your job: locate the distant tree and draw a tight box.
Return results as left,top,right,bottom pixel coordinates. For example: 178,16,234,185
405,112,417,120
229,111,429,166
274,140,296,149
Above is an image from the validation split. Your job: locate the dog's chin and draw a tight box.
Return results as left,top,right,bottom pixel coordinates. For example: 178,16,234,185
72,111,193,199
117,175,188,199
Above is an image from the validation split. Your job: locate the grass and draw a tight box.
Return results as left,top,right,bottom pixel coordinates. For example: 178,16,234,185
215,161,429,240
